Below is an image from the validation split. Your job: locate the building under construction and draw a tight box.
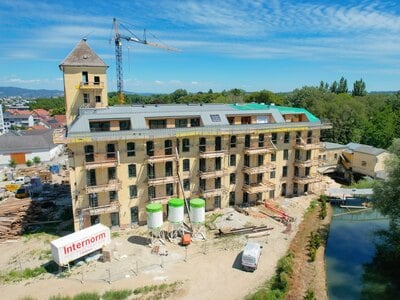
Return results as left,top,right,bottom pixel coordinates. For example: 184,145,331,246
55,39,331,231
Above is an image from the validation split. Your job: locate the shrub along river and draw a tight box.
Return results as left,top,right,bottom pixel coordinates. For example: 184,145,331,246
326,206,389,299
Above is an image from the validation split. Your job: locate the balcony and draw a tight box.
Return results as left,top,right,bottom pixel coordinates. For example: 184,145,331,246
147,152,177,163
243,181,275,194
244,143,274,155
294,139,322,150
84,153,118,170
148,176,179,186
199,187,225,198
149,195,177,205
86,179,122,194
294,159,319,167
293,174,322,184
243,163,275,175
81,202,120,216
79,81,104,89
199,169,225,179
199,149,227,158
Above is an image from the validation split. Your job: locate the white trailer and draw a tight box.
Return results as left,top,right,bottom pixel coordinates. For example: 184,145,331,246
51,224,111,266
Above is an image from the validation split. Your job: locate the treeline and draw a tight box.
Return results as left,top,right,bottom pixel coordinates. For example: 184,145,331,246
30,77,400,149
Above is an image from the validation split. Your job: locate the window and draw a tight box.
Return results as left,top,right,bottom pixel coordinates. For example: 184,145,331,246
149,119,166,129
230,173,236,185
190,118,200,127
215,177,221,189
295,149,300,160
283,149,289,160
165,140,172,155
82,71,88,84
294,166,299,177
200,178,206,190
258,134,264,147
109,191,117,201
94,76,100,85
271,152,276,162
281,183,286,196
269,190,275,199
241,116,251,124
199,137,206,152
87,169,96,186
147,164,155,179
165,161,173,176
90,121,110,132
245,135,251,147
296,131,302,144
229,192,236,206
175,119,188,128
107,144,116,158
128,164,136,177
148,186,155,199
334,153,338,160
129,185,137,199
282,166,288,177
271,133,277,144
84,145,94,162
215,136,221,151
230,135,237,148
306,150,312,160
257,173,263,183
95,95,101,103
270,170,276,179
108,167,116,180
89,193,98,207
244,155,250,167
284,132,290,143
183,159,190,172
119,120,131,130
215,157,222,170
146,141,154,156
83,93,89,103
361,160,367,167
214,196,221,208
199,158,206,172
127,142,135,157
244,173,249,185
229,154,236,167
258,155,264,166
210,114,221,122
182,138,190,152
166,183,174,196
305,167,310,176
183,179,190,191
307,130,313,144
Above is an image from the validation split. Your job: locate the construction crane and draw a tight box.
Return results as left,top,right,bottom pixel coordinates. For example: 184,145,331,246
112,17,177,104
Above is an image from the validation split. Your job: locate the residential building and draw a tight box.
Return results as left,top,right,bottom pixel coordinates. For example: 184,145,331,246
3,111,34,131
0,105,5,135
54,40,331,231
318,142,347,173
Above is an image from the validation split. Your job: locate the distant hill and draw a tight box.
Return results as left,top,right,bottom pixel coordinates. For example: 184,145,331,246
0,86,63,98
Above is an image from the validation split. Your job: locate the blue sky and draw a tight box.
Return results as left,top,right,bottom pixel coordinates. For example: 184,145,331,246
1,0,400,94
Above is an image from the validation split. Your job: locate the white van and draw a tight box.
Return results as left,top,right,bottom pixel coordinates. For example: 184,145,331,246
13,176,30,184
241,242,262,272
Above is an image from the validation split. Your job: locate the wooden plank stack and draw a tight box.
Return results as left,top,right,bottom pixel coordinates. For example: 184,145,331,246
0,198,34,240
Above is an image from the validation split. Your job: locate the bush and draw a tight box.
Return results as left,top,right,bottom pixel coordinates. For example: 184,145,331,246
304,288,316,300
26,160,33,167
72,292,100,300
319,196,327,219
49,296,71,300
102,289,132,300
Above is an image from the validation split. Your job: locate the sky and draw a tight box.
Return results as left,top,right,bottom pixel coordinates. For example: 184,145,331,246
1,0,400,94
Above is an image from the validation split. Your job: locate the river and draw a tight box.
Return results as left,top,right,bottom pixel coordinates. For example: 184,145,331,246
325,206,389,299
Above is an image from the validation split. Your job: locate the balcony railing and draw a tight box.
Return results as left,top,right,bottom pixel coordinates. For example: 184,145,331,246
199,169,225,179
53,128,67,144
243,163,275,175
81,202,120,216
243,181,275,194
147,154,177,163
148,176,178,186
293,174,322,184
294,159,319,167
199,149,227,158
149,195,177,204
79,81,104,89
86,179,122,194
199,187,225,198
244,143,275,155
84,153,118,170
294,140,322,150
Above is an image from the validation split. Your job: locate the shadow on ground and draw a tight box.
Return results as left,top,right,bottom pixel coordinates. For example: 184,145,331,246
128,235,150,246
232,251,243,271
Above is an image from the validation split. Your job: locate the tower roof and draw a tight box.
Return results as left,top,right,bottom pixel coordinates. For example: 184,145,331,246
59,39,107,69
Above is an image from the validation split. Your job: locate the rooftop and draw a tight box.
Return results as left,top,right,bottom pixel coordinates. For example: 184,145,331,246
59,39,107,69
0,129,56,153
346,142,387,156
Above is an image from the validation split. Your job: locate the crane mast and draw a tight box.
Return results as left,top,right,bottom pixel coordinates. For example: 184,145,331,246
112,18,178,104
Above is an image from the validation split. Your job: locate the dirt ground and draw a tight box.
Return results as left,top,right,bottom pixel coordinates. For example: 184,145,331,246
0,194,320,300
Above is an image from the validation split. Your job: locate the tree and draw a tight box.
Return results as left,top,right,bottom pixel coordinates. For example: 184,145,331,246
33,156,41,165
8,159,16,168
352,79,367,96
330,81,338,93
26,160,33,167
337,76,348,94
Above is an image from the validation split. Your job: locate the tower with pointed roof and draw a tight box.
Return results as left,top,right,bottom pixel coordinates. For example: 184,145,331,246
59,39,108,126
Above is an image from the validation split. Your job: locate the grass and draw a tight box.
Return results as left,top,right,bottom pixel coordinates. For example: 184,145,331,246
111,232,120,238
246,253,294,300
102,289,132,300
133,281,182,299
306,200,319,213
0,266,47,283
23,232,59,243
205,212,223,230
72,292,100,300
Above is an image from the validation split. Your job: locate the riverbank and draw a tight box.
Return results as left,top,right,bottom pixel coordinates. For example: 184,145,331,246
285,200,333,300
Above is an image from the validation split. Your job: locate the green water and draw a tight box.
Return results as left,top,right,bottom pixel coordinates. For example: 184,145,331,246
326,207,389,300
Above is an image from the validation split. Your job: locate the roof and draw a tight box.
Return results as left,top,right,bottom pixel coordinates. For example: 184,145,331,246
32,109,50,117
7,109,32,115
0,129,57,153
323,142,347,150
68,103,324,137
53,115,67,125
59,39,107,69
346,143,387,156
327,188,373,196
4,114,33,120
